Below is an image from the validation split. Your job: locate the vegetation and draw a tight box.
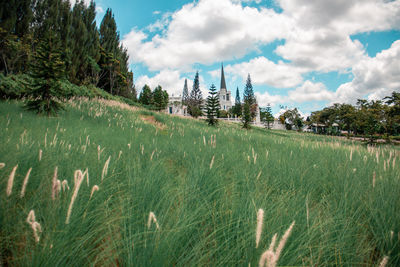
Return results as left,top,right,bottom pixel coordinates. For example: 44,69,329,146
0,0,136,109
309,92,400,140
242,74,257,129
260,105,274,129
280,108,304,131
0,99,399,266
205,84,220,126
188,71,203,118
232,87,242,118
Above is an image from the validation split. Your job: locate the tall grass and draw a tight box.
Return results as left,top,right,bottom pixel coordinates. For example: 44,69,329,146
0,99,399,266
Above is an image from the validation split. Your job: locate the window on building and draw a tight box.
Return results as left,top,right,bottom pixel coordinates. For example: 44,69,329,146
169,107,173,114
226,94,229,101
224,105,226,110
223,95,225,100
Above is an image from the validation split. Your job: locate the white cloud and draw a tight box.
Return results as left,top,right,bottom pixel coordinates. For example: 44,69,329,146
122,0,292,71
288,81,335,103
153,10,161,15
96,6,104,14
225,57,305,88
334,40,400,103
255,91,283,107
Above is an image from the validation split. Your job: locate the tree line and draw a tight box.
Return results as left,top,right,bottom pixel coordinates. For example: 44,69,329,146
0,0,136,114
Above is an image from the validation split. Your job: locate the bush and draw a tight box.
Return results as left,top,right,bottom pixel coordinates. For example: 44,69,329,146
0,74,33,99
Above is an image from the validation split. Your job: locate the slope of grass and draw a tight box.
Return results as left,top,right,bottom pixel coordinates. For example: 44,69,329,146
0,98,399,266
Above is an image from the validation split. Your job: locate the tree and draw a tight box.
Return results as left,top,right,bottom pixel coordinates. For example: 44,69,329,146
232,87,242,118
242,74,257,128
188,71,203,118
260,104,274,129
153,85,169,110
139,84,152,105
182,78,189,105
206,84,220,126
25,33,66,116
282,108,303,131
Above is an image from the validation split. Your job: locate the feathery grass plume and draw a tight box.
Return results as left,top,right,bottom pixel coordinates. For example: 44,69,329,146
62,180,69,191
259,221,295,267
256,209,264,248
97,145,101,161
101,156,111,181
118,150,122,159
90,185,99,199
0,163,5,169
379,256,389,267
203,135,206,146
83,168,89,186
373,171,376,188
257,171,262,180
26,210,42,243
210,155,215,169
51,166,58,200
6,164,18,196
350,149,353,161
150,150,155,161
20,167,32,198
39,149,42,161
44,132,47,147
147,211,160,230
128,143,131,149
254,153,257,164
66,170,85,224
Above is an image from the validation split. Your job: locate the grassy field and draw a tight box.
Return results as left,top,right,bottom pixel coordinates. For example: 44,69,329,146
1,98,399,266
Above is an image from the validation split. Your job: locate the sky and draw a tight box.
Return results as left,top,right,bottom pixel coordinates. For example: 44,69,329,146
77,0,400,117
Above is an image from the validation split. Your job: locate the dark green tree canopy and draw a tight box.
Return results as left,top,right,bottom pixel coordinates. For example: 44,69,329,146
206,83,220,126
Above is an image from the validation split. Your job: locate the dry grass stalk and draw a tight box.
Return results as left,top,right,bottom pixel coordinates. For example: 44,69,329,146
259,221,295,267
373,171,376,188
101,156,111,181
150,150,155,161
147,211,160,229
203,135,206,146
128,143,131,149
379,256,389,267
210,155,215,169
254,153,258,165
26,210,42,243
350,149,353,161
0,163,5,169
256,209,264,248
39,149,42,161
51,166,59,200
62,180,70,191
83,168,89,186
66,170,85,224
7,164,18,196
97,145,101,161
20,167,32,198
90,185,99,199
257,171,262,180
118,150,122,160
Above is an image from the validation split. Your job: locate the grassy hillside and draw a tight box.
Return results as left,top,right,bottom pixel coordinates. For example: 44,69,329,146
1,98,399,266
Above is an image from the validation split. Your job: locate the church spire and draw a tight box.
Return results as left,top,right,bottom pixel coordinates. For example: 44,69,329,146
220,63,227,90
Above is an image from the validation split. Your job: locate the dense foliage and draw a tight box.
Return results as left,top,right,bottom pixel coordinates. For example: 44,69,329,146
309,92,400,140
0,0,136,112
205,84,220,126
188,71,203,118
242,74,257,129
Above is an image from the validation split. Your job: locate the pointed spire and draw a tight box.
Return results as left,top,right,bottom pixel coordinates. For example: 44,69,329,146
220,63,227,90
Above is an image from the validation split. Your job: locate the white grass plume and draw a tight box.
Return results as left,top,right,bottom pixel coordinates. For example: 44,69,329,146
65,170,85,224
7,164,18,196
62,180,69,191
0,163,5,169
259,221,295,267
210,155,215,169
90,185,99,199
101,156,111,181
26,210,41,243
147,211,160,230
256,209,264,248
39,149,42,161
379,256,389,267
20,167,32,198
51,166,58,200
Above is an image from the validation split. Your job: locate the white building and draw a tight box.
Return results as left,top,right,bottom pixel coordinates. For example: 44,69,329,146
218,64,232,111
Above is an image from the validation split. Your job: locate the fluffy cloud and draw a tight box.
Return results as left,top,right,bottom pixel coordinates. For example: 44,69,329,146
335,40,400,103
254,91,283,107
122,0,292,71
225,57,305,88
288,81,335,102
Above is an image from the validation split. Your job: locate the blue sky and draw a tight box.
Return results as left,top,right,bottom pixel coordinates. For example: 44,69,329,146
89,0,400,117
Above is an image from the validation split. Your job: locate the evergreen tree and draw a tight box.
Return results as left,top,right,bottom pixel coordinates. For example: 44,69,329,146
232,86,242,118
25,32,66,116
242,74,257,128
260,104,274,129
182,78,189,105
153,85,169,110
206,84,220,126
188,71,203,117
139,84,153,105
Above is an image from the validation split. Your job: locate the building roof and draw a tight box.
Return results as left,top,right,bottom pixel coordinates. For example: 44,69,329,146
220,63,227,90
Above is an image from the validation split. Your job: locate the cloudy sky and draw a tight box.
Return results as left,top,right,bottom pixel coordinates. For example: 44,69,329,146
90,0,400,116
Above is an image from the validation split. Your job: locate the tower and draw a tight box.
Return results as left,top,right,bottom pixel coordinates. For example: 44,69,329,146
218,63,232,111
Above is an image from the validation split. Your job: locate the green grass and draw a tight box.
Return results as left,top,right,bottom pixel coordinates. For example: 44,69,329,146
1,99,399,266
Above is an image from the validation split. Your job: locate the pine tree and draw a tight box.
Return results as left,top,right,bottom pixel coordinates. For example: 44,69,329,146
25,33,66,116
242,74,257,128
139,84,153,105
182,78,189,105
206,84,220,126
188,71,203,117
232,86,242,118
153,85,169,110
260,104,274,129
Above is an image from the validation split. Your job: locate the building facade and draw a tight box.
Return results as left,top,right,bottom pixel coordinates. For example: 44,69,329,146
218,64,232,111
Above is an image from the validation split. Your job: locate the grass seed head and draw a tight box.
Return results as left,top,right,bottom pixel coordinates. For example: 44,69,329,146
147,211,160,230
20,167,32,198
39,149,42,161
256,209,264,248
101,157,111,181
7,164,18,196
210,155,215,169
0,163,5,169
66,170,85,224
90,185,99,199
379,256,389,267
